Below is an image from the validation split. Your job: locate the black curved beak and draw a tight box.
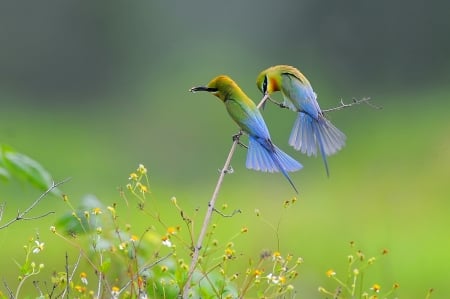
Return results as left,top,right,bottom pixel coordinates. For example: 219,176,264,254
189,86,218,93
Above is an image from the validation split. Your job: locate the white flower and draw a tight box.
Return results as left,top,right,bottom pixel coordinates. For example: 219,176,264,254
162,238,172,248
266,273,280,284
33,240,45,254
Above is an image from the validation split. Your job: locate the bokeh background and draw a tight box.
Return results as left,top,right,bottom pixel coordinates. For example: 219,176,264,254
1,1,449,297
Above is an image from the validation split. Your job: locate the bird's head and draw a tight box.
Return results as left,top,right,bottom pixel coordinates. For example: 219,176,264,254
189,75,239,102
256,66,282,95
257,65,310,95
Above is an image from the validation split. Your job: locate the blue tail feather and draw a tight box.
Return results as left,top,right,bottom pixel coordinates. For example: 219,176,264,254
246,136,302,193
312,122,330,177
289,112,346,176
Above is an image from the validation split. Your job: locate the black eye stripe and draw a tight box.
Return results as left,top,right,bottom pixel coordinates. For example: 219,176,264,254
262,75,268,93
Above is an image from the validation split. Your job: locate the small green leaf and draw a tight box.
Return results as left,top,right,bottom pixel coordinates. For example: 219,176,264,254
0,144,60,194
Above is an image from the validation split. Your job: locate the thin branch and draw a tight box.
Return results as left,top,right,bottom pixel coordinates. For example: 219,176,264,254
2,277,14,299
182,134,240,298
322,97,381,113
95,253,103,299
118,252,174,295
260,94,290,110
181,95,269,298
262,93,380,114
213,208,242,218
0,178,71,230
257,94,271,110
21,211,55,221
140,252,174,273
59,251,82,299
32,281,44,298
65,253,70,299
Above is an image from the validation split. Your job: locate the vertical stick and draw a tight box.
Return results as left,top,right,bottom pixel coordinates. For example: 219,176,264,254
181,95,268,298
182,137,239,298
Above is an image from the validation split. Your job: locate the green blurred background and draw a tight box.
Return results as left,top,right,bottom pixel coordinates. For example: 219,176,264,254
1,1,449,297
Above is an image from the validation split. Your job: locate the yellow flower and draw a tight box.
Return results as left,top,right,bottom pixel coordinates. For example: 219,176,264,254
111,286,120,296
137,164,147,174
80,272,88,285
254,269,263,277
140,185,148,193
138,183,148,194
129,173,138,180
167,226,177,235
371,283,381,293
92,207,102,215
326,269,336,277
224,248,234,259
74,285,86,293
272,251,282,262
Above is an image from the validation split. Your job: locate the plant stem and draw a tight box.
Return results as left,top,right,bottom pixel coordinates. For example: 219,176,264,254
181,95,269,298
182,136,240,298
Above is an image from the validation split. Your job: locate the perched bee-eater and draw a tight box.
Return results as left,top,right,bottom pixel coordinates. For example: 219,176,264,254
256,65,346,176
190,75,302,193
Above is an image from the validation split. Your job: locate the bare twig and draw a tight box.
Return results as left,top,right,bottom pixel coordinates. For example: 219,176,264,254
65,253,70,299
21,211,55,221
181,96,268,298
262,93,380,114
260,93,291,110
2,277,14,298
213,208,242,218
32,281,44,298
60,251,82,299
0,178,71,230
322,97,381,113
182,134,240,297
95,253,103,299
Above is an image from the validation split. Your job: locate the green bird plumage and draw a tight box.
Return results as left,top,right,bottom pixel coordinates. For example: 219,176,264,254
190,75,302,193
257,65,346,176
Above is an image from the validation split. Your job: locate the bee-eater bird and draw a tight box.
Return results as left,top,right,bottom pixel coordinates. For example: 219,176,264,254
190,75,302,193
256,65,346,177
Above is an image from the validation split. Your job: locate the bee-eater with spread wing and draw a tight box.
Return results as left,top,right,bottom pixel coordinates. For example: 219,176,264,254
256,65,346,176
190,75,302,193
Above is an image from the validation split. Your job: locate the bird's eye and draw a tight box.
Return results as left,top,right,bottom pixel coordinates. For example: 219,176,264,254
262,76,268,94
